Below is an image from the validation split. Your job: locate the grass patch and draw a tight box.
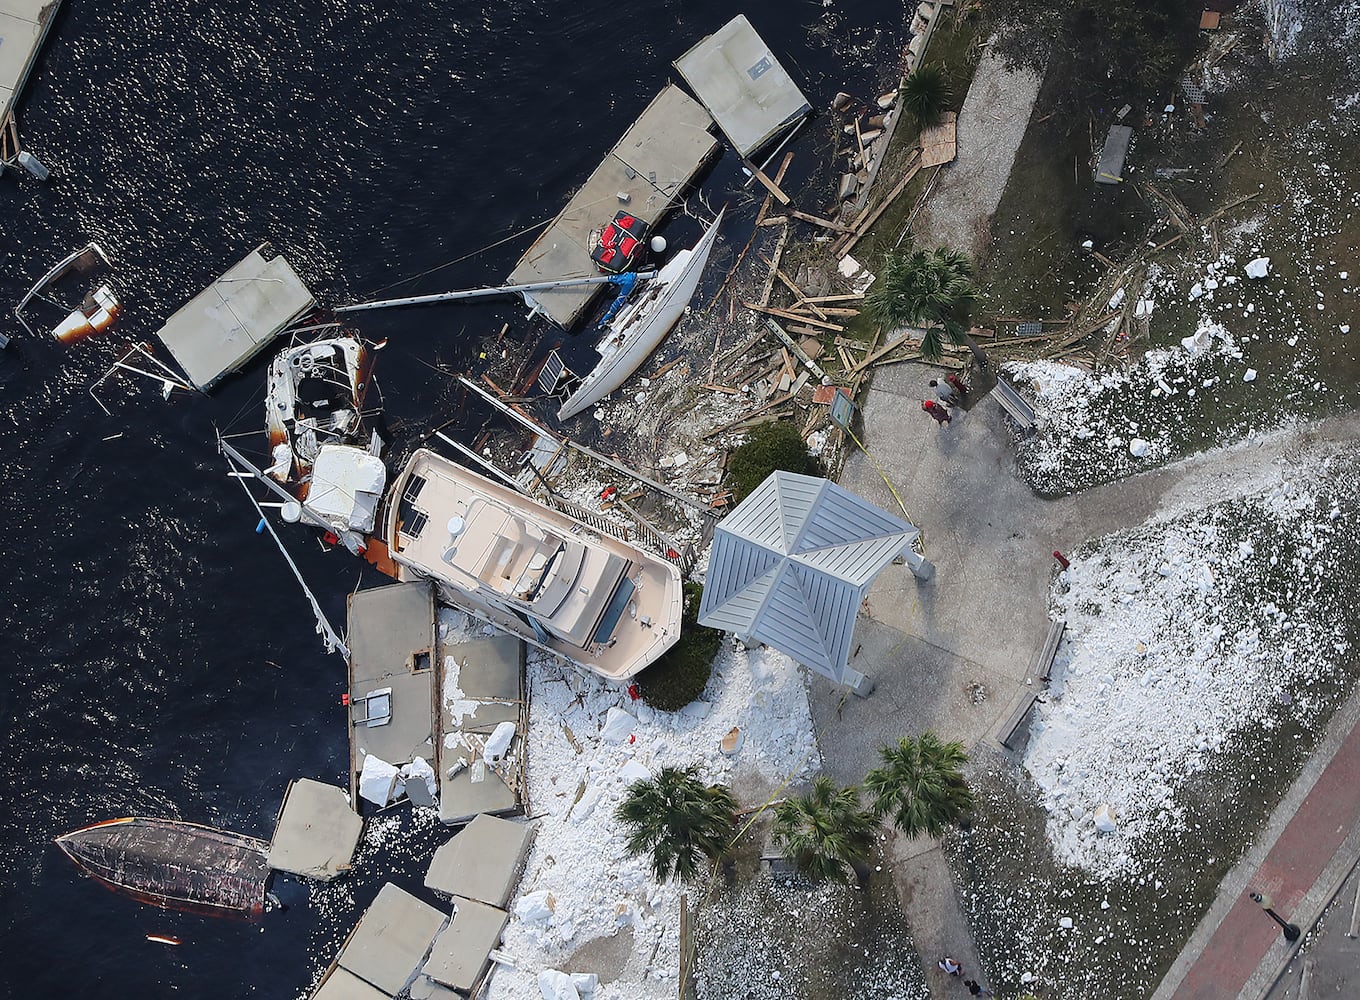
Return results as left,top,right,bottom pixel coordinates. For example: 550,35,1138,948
695,840,929,1000
637,582,724,712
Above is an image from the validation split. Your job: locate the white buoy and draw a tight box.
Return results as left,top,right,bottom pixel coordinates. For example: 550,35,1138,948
281,501,303,523
650,236,667,254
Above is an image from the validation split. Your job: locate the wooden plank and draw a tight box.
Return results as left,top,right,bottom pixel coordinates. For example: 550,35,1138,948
789,210,855,235
848,328,930,375
744,159,791,205
803,294,865,303
755,152,795,227
836,151,923,256
757,224,791,309
742,302,844,332
919,112,957,168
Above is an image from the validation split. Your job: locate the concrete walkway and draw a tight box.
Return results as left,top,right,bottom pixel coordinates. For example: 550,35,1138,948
810,358,1360,996
913,48,1042,259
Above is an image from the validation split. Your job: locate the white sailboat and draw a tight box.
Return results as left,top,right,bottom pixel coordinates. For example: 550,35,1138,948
558,208,724,420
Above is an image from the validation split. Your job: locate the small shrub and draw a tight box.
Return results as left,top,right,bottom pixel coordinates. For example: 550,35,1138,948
638,582,723,711
726,422,820,503
899,65,951,127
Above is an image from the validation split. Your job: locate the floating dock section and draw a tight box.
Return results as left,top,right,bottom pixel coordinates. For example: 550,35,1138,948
674,14,811,159
346,581,438,810
437,637,526,825
507,84,718,329
268,778,363,881
0,0,64,128
154,245,314,392
312,876,515,1000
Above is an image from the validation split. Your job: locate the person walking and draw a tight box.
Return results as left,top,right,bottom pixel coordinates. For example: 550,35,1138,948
938,956,962,976
929,378,959,406
922,399,951,426
963,979,985,996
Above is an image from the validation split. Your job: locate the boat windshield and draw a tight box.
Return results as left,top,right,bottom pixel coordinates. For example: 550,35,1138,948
591,576,636,645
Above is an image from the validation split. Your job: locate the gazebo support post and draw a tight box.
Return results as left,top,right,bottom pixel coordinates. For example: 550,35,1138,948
895,545,935,581
843,668,876,698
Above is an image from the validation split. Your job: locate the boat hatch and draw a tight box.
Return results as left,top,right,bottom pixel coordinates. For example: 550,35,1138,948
592,577,637,645
353,687,393,727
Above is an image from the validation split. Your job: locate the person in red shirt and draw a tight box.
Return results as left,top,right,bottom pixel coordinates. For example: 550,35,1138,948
922,399,951,426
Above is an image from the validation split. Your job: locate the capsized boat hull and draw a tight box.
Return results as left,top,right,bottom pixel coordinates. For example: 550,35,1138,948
55,816,270,919
558,208,724,420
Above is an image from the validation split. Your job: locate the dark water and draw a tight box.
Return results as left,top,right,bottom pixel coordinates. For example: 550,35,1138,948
0,3,902,996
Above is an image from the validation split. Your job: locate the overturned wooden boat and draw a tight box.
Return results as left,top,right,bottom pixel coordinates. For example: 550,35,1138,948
558,207,724,420
385,449,683,679
14,243,121,344
55,817,270,919
265,334,379,486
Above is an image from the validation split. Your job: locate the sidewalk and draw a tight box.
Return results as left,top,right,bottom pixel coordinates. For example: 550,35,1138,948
1152,681,1360,1000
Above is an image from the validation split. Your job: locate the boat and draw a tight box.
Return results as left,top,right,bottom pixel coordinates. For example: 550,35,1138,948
55,816,271,919
14,243,121,344
558,207,724,420
265,334,379,486
384,449,684,679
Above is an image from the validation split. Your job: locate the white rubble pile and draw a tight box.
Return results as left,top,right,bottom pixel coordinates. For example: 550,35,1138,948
1024,449,1351,878
485,642,820,1000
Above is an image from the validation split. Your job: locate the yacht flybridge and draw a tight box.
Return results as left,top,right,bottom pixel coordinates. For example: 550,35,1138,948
385,449,683,680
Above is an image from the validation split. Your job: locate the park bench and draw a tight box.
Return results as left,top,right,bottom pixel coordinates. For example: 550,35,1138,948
989,376,1035,432
998,618,1067,752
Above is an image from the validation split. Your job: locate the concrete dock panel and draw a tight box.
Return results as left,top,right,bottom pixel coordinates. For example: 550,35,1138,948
154,246,315,391
424,813,534,907
268,778,363,881
508,85,717,329
347,582,438,807
437,636,525,825
337,883,446,996
311,967,390,1000
0,1,64,126
1096,125,1135,184
674,14,811,159
422,897,509,995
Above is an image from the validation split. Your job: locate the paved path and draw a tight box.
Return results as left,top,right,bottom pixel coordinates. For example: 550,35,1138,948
814,357,1360,997
1153,680,1360,1000
913,48,1041,258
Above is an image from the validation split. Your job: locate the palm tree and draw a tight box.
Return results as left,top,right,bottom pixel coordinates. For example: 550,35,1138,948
616,766,737,882
772,777,876,883
864,247,979,361
863,731,973,838
899,65,951,127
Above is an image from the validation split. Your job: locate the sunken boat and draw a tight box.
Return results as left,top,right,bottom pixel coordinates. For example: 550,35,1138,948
384,450,684,679
55,817,271,919
265,334,380,485
14,243,121,344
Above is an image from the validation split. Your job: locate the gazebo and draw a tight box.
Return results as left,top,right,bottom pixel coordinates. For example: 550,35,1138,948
698,471,931,694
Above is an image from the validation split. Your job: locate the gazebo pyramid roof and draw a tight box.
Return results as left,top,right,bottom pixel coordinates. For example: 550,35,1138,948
698,471,918,682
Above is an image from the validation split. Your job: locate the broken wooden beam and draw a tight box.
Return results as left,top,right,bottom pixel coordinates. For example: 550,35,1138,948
742,302,844,332
744,159,791,205
789,210,855,234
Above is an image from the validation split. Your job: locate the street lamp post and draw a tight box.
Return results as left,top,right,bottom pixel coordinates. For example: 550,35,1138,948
1249,891,1301,942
